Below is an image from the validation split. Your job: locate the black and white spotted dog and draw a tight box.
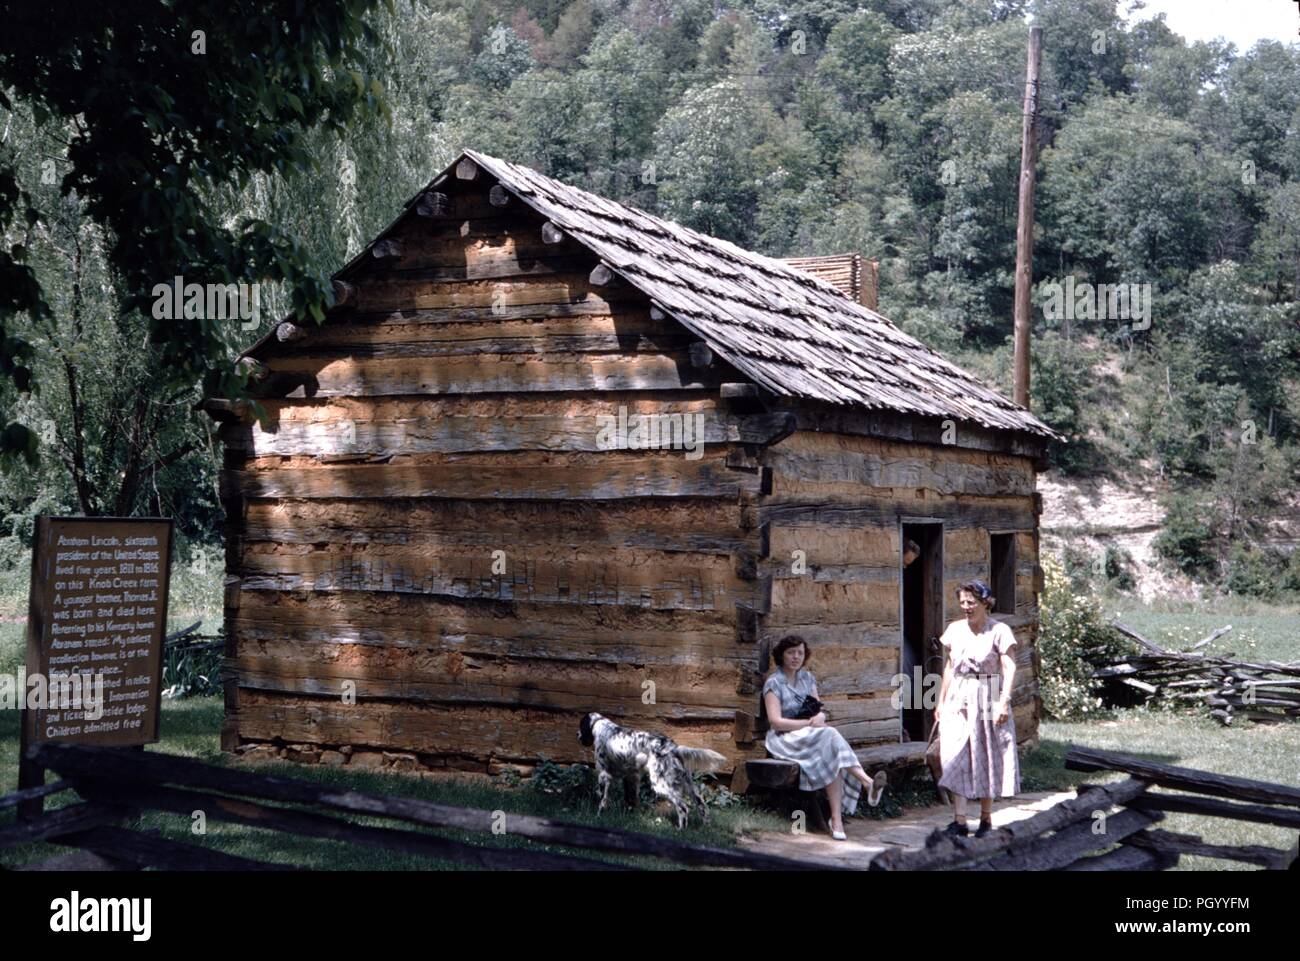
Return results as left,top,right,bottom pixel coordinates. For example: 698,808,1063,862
578,713,727,828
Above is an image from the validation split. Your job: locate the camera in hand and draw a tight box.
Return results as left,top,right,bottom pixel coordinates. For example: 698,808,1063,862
790,694,823,720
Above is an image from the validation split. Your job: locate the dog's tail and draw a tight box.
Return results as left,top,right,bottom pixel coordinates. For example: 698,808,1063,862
674,747,727,773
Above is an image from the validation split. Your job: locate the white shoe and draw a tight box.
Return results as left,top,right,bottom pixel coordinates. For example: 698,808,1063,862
831,828,847,841
867,771,888,807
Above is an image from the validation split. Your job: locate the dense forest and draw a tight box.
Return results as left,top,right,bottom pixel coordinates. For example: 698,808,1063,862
1,0,1298,598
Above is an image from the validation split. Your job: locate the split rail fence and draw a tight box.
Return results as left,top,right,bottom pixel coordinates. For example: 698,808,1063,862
871,746,1300,871
1095,622,1300,725
6,744,1297,871
0,743,836,871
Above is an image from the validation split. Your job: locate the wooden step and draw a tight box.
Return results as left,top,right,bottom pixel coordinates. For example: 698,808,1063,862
744,758,800,790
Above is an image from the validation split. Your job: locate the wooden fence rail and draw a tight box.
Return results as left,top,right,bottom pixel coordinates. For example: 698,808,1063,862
871,746,1300,872
1,744,840,872
7,744,1295,871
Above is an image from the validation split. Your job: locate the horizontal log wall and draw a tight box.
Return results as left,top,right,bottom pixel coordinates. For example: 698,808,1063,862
223,174,764,776
757,429,1043,749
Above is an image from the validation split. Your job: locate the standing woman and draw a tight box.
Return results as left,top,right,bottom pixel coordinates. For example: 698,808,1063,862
763,635,888,840
937,580,1020,837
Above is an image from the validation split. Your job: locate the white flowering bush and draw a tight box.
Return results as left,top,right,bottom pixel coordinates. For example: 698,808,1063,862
1038,556,1128,719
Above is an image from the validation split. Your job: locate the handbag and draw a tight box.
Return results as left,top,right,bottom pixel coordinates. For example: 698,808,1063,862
790,693,823,720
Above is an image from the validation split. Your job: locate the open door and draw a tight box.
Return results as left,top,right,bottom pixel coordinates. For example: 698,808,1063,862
901,522,943,742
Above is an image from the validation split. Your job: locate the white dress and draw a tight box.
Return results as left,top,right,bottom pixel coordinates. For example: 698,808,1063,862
937,618,1021,799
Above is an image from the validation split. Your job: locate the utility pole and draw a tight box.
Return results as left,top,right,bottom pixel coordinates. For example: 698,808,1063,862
1013,25,1042,409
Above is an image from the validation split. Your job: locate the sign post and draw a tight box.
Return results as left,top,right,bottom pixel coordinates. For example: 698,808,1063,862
17,516,173,820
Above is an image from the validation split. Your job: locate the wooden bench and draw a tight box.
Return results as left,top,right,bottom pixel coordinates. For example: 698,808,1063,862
743,741,933,831
743,759,831,833
855,741,929,778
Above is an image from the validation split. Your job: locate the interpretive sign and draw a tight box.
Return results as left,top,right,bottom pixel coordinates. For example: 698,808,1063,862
21,516,173,747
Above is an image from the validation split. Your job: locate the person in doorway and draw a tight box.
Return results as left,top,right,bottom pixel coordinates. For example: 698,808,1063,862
936,580,1020,838
763,635,888,841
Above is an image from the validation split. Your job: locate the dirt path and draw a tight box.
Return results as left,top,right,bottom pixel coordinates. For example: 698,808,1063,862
736,790,1076,869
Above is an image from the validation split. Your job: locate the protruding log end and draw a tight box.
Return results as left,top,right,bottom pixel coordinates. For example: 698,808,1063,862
415,191,453,218
649,304,667,321
589,263,615,286
735,605,760,644
235,357,269,381
489,184,510,207
372,238,404,262
456,157,479,180
331,280,355,309
732,711,757,744
276,322,308,343
688,342,714,369
541,221,565,245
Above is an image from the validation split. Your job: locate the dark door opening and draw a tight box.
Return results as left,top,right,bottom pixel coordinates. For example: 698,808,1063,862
901,522,943,742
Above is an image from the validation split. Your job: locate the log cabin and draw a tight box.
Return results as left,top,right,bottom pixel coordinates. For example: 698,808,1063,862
207,149,1061,787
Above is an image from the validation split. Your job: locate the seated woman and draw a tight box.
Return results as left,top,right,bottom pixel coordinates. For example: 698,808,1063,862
762,634,888,840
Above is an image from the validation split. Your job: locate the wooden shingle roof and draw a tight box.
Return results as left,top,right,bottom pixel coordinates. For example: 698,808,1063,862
241,148,1058,442
448,150,1058,441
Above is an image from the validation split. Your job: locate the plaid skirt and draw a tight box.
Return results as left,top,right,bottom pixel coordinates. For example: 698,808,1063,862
765,726,863,815
938,674,1020,799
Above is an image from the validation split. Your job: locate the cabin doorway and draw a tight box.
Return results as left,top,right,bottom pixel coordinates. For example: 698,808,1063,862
900,522,943,742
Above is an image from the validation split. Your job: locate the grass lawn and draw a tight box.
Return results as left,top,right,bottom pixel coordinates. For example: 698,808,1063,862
2,603,1297,870
1111,600,1298,666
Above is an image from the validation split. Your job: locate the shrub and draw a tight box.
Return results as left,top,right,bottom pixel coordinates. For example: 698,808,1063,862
1037,556,1128,719
1031,332,1098,474
695,776,743,810
1223,543,1290,599
1058,541,1134,593
1153,491,1218,576
527,760,599,809
1060,540,1094,591
161,638,223,698
1286,549,1300,595
1103,545,1137,592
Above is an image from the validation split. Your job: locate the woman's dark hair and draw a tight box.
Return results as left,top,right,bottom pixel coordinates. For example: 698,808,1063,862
771,634,810,670
956,579,996,610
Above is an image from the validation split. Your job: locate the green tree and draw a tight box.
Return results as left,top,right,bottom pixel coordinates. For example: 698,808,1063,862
1250,182,1300,301
653,80,776,244
1220,41,1300,183
0,1,387,466
470,23,535,89
572,27,667,200
1039,96,1233,285
1177,262,1299,441
1030,331,1096,472
1029,0,1130,105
